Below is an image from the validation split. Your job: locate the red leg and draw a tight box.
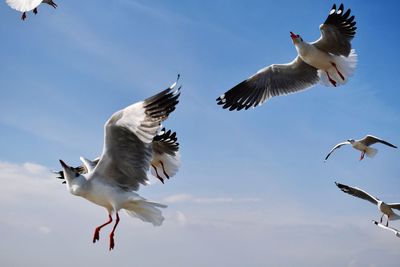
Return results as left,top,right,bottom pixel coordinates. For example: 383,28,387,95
21,12,27,20
109,212,120,250
360,151,365,161
331,62,345,81
326,72,337,87
93,214,112,243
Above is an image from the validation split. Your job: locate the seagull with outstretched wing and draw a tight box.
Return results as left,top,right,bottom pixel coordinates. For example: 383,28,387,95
5,0,57,20
325,135,397,161
58,77,181,250
217,3,357,111
336,182,400,227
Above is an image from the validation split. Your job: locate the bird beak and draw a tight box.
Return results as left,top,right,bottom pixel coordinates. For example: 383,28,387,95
290,31,297,39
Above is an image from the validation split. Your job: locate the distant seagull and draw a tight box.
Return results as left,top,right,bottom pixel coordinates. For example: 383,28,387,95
335,182,400,227
5,0,57,20
325,135,397,161
58,78,181,250
372,220,400,238
217,3,357,111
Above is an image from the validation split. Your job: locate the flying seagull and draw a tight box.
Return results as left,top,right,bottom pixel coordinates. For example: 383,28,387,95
5,0,57,20
372,220,400,238
325,135,397,161
217,3,357,111
58,78,181,250
335,182,400,227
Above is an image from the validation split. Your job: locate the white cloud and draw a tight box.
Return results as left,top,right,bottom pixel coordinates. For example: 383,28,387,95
163,193,260,204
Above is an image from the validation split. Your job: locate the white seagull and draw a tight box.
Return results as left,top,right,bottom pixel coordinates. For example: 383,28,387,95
217,3,357,111
5,0,57,20
335,182,400,227
372,220,400,238
325,135,397,161
59,78,181,250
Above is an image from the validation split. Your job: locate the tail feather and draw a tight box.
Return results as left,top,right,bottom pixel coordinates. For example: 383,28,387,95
365,147,378,158
124,200,167,226
319,49,357,87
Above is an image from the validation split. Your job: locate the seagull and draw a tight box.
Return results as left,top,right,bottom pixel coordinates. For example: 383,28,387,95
216,3,357,111
325,135,397,161
335,182,400,227
5,0,57,20
58,78,181,250
372,220,400,238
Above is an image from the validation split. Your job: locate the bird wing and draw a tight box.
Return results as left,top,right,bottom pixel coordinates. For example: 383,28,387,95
312,4,356,57
152,128,179,156
5,0,43,12
387,203,400,211
92,80,180,191
372,220,400,237
360,135,397,148
324,141,350,161
335,182,379,205
216,56,319,111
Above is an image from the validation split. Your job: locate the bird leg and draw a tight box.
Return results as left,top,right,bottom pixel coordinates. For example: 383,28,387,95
33,8,38,15
159,161,170,180
93,214,112,243
151,164,164,184
326,71,337,87
380,214,384,223
21,12,27,20
331,62,345,81
360,151,365,161
109,212,120,251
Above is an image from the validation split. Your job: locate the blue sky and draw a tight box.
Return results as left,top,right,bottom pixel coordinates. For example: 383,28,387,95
1,0,400,266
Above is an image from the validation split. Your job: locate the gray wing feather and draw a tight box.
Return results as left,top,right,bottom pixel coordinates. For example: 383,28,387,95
324,141,350,161
335,182,379,205
312,4,356,56
388,203,400,211
216,57,319,111
360,135,397,148
92,81,180,191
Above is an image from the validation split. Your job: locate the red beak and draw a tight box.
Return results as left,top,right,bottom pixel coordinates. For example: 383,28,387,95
290,31,297,39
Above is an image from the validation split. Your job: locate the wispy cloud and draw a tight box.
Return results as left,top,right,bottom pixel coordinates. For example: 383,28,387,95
163,193,260,204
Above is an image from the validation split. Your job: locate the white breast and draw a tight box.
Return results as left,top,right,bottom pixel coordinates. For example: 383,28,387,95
296,43,333,70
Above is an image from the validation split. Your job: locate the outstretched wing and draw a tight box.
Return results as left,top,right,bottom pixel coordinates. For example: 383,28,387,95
92,79,181,191
312,4,357,56
335,182,379,205
216,57,319,111
360,135,397,148
324,141,350,161
5,0,43,12
372,220,400,237
388,203,400,211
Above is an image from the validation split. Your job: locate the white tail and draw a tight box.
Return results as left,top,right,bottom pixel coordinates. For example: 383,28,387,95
151,152,181,183
124,199,167,226
365,146,378,158
319,49,358,87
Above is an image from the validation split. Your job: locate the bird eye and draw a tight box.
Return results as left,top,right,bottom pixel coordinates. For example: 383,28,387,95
75,172,80,177
296,35,299,37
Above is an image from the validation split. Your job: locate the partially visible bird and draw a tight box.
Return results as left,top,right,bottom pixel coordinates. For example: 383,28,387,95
58,78,181,250
217,3,357,111
336,182,400,227
5,0,57,20
325,135,397,161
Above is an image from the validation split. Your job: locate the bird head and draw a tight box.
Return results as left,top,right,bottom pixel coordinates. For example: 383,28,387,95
290,32,303,43
347,139,355,144
59,159,85,195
